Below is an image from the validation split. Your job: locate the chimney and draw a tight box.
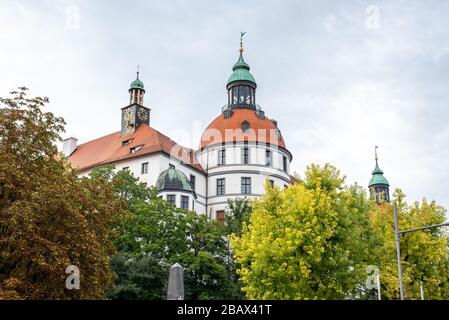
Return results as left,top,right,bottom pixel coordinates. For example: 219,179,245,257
62,137,78,157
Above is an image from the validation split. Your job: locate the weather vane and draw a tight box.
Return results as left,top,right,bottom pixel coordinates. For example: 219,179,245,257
137,64,141,78
240,32,246,52
375,145,379,161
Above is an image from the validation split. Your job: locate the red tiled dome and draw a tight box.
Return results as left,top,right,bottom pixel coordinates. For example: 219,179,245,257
200,108,286,149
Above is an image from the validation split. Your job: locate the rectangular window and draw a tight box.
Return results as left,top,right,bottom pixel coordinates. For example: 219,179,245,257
216,210,225,224
218,149,226,166
122,166,129,171
181,196,189,210
269,179,274,188
283,156,287,172
169,164,175,170
167,195,176,206
190,175,196,191
241,177,251,194
141,162,148,174
217,178,225,195
242,147,250,164
265,149,272,167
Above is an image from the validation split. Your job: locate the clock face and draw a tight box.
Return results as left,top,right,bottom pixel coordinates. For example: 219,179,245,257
123,107,135,134
137,108,149,122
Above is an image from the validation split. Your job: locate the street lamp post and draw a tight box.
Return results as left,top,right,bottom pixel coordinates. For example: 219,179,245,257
393,202,404,300
393,201,449,300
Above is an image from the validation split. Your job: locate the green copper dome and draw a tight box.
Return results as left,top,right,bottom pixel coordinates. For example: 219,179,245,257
368,161,389,187
156,168,194,193
227,53,256,86
130,77,144,90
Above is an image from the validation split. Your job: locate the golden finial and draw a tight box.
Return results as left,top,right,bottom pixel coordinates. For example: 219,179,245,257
240,32,246,54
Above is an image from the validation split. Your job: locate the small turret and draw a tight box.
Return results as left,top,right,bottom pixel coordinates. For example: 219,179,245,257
369,146,390,203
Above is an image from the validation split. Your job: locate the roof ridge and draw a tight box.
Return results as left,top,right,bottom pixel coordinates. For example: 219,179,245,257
75,130,121,148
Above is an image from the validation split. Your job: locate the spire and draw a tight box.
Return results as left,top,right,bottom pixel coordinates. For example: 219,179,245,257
130,66,145,90
372,145,383,175
233,32,250,72
227,32,255,85
369,146,389,187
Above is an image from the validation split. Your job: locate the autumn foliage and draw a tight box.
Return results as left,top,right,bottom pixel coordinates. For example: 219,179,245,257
0,88,127,299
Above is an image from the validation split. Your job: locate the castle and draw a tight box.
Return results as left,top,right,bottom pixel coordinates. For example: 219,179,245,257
64,39,390,221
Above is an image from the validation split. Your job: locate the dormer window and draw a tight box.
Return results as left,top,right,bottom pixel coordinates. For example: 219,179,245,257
130,145,143,154
122,139,133,146
241,121,250,132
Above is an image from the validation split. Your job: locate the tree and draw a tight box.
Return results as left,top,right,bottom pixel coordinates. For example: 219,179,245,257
224,198,252,237
93,167,236,300
368,189,449,300
230,163,374,299
0,88,126,299
223,198,252,299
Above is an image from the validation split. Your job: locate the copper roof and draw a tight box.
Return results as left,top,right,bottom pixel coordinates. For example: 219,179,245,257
200,108,286,149
68,124,204,173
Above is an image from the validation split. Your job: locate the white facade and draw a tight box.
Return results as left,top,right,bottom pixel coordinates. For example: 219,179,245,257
197,141,291,219
76,139,292,220
78,152,207,215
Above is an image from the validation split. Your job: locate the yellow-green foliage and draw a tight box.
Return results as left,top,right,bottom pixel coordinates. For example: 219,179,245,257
231,164,449,300
369,190,449,300
231,164,372,300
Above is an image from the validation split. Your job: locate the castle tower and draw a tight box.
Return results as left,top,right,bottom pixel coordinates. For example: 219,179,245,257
121,68,151,135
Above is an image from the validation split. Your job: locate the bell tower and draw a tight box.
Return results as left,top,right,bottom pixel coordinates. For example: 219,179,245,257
121,67,151,135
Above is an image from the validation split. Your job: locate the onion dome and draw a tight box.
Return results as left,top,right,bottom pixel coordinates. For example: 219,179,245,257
227,53,256,86
130,77,144,90
368,148,389,187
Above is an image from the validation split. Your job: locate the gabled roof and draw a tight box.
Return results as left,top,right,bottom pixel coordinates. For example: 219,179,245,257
68,124,204,173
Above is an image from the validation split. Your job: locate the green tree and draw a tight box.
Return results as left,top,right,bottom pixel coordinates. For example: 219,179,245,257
225,198,252,237
223,198,253,299
0,88,126,299
369,189,449,300
230,163,373,299
92,167,236,300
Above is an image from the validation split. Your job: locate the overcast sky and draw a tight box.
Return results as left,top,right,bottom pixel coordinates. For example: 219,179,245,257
1,0,448,211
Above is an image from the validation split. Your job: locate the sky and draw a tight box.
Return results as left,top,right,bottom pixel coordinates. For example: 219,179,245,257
1,0,449,211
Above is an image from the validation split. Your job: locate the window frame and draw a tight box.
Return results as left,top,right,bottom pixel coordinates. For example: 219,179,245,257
265,149,272,167
242,146,250,164
218,148,226,166
189,174,196,191
166,194,176,206
217,178,225,196
181,195,189,210
241,177,251,194
141,162,149,174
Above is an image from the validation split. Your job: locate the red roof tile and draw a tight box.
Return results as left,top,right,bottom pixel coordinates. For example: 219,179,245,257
68,124,204,173
200,109,286,149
